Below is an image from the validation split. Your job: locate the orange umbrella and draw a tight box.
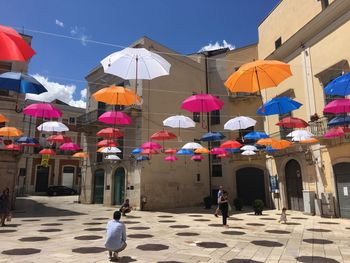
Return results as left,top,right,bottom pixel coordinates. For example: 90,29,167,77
97,128,124,138
164,148,177,155
92,85,141,106
194,147,209,154
270,140,293,149
39,149,56,155
0,114,9,123
0,127,23,137
256,138,278,146
72,152,88,158
299,138,319,144
97,147,105,153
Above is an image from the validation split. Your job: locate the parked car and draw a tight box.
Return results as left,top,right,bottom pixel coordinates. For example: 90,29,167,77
47,186,77,196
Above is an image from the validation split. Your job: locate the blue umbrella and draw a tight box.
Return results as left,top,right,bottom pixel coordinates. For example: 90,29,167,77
257,96,302,116
324,72,350,96
176,149,193,155
136,156,150,161
265,146,278,153
131,148,142,154
244,131,269,140
200,132,226,141
0,72,47,94
16,136,39,145
225,148,240,153
328,116,350,126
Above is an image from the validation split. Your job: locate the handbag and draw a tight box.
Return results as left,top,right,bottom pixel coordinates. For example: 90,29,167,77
228,203,232,213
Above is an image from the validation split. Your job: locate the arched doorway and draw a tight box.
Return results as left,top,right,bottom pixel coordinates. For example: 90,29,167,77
93,169,105,204
334,162,350,218
113,167,125,205
285,160,304,211
35,166,50,192
236,167,266,206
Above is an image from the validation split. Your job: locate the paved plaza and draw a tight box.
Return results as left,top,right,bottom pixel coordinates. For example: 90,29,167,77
1,196,350,263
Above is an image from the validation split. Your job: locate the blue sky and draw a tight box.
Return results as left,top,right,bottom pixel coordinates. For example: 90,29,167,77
1,0,280,107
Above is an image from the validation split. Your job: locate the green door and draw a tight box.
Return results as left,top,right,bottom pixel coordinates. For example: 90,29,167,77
35,166,49,192
93,169,105,204
114,167,125,205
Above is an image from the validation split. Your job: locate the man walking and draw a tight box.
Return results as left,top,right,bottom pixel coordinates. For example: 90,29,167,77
214,186,223,217
105,211,127,261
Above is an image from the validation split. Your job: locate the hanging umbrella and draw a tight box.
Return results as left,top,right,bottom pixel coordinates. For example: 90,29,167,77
131,148,142,154
328,116,350,126
256,138,278,146
163,115,196,128
241,145,258,151
224,116,256,131
276,117,309,128
47,135,72,143
323,99,350,114
37,121,69,132
287,130,314,138
0,25,36,61
225,148,240,153
299,138,319,144
265,146,278,153
59,143,81,151
191,155,204,161
137,156,150,161
244,131,269,140
0,114,9,123
97,128,124,138
194,147,209,154
96,139,119,147
324,127,345,138
200,132,225,141
97,147,106,153
220,140,242,149
176,149,193,155
181,94,224,113
182,142,203,150
39,148,56,155
141,149,159,155
210,148,226,155
164,148,177,155
324,72,350,96
23,103,62,118
292,136,315,142
98,111,132,125
72,152,88,158
270,140,293,149
0,72,47,94
105,155,121,160
5,144,21,151
0,127,23,137
164,156,178,162
100,147,122,153
16,136,39,146
218,153,228,158
92,86,140,106
141,141,162,150
151,130,177,140
257,97,302,116
241,150,256,156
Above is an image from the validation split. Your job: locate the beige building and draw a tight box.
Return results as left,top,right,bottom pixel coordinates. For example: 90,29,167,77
258,0,350,218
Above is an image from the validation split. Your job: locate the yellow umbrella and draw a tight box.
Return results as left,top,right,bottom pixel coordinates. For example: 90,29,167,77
0,114,9,123
270,139,293,149
72,152,88,158
256,138,277,146
194,147,209,154
0,127,23,137
92,85,141,106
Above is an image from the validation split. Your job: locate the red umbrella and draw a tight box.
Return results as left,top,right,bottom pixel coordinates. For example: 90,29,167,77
276,117,309,128
151,130,177,149
96,140,119,147
39,149,56,155
5,144,21,151
140,141,162,150
47,135,72,143
164,148,177,155
141,149,159,155
220,140,242,149
0,25,36,61
97,128,124,138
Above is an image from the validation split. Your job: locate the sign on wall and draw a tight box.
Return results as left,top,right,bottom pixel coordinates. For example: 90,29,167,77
270,175,278,192
41,154,50,167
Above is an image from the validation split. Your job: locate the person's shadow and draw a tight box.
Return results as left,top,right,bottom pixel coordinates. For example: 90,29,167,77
110,256,137,262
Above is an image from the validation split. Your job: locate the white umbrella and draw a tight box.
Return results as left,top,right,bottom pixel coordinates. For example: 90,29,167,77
241,145,258,151
224,116,257,131
241,150,256,156
101,147,121,153
37,121,69,132
163,115,196,128
292,136,311,142
182,142,203,150
105,155,121,160
287,130,314,138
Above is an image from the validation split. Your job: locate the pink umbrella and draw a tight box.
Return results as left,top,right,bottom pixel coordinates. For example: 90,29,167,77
218,153,228,158
323,99,350,114
5,144,21,151
324,127,345,138
140,141,162,150
181,94,224,112
59,142,81,151
164,156,178,162
98,111,132,125
210,147,226,155
191,155,204,161
23,103,62,118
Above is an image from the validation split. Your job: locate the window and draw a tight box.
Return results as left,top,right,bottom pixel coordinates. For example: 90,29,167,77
212,164,222,177
239,126,254,141
69,117,76,125
275,37,282,50
19,168,26,177
97,102,106,117
210,110,220,125
63,166,75,173
196,173,200,182
193,112,200,123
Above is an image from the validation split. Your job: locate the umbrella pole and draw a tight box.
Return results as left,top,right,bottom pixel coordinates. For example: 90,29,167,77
134,56,138,106
255,68,264,112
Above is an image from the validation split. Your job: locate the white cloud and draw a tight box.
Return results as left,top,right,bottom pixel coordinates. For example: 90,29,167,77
55,19,64,28
26,74,86,109
70,26,89,46
199,40,235,52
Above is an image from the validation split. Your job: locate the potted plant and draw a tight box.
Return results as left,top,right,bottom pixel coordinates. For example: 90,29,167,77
203,196,212,209
252,199,264,215
233,198,243,211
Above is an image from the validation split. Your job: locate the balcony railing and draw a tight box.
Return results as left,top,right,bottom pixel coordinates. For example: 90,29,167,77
308,117,328,137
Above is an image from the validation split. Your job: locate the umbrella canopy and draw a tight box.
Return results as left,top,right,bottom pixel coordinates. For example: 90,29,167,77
299,138,319,144
218,153,228,158
324,127,345,138
257,97,302,116
39,148,56,155
225,148,240,153
37,121,69,132
328,116,350,126
276,117,309,128
244,131,269,140
5,144,21,151
96,128,124,138
100,147,122,153
140,141,162,150
96,139,119,147
256,138,278,146
105,155,121,160
181,94,224,113
324,72,350,96
0,114,9,123
59,143,81,151
176,149,194,155
323,99,350,114
164,148,177,155
0,25,36,61
0,72,47,94
287,130,314,138
92,86,140,106
191,155,204,161
131,148,142,154
220,140,242,149
72,152,88,158
23,103,62,118
265,146,278,153
98,111,132,125
182,142,203,150
136,156,150,161
141,149,159,155
241,145,258,151
150,130,177,141
194,147,210,154
164,156,178,162
0,127,23,137
210,148,226,155
270,140,293,149
16,136,39,146
241,150,256,156
101,47,171,80
200,132,225,141
97,147,106,153
225,60,292,93
224,116,256,131
163,115,196,128
47,135,72,143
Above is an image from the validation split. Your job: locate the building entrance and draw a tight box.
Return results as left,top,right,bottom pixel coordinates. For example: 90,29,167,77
35,166,49,192
334,162,350,219
93,169,105,204
285,160,304,211
113,167,125,205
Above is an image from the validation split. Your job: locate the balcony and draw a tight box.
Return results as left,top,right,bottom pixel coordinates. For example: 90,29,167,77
308,117,328,137
229,92,260,101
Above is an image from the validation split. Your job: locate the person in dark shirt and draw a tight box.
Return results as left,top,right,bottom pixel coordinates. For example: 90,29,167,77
219,191,229,228
119,199,132,216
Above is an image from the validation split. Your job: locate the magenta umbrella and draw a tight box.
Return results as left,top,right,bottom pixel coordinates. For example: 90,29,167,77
323,99,350,114
140,141,162,150
98,111,132,125
164,156,178,162
210,147,226,155
59,142,81,151
23,103,62,118
191,155,204,161
324,127,345,138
